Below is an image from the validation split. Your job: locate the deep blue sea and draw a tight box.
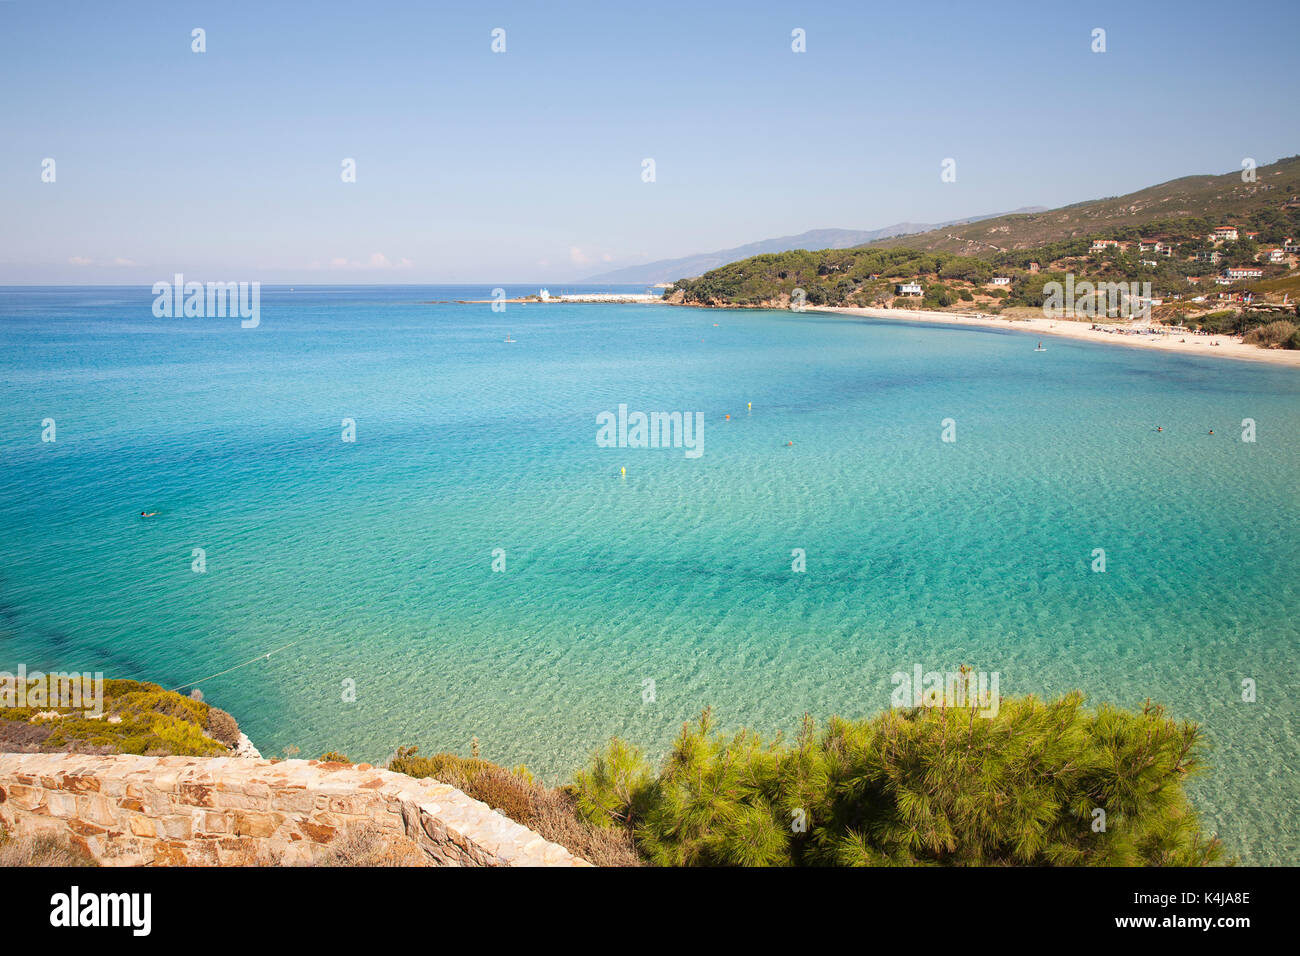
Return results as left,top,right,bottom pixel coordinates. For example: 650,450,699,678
1,285,1297,863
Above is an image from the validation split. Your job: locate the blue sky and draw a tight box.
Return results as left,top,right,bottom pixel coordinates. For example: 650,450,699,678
2,0,1298,284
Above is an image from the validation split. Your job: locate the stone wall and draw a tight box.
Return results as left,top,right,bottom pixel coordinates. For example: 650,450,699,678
0,752,589,867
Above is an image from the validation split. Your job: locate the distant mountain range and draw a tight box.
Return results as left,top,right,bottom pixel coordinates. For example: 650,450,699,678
581,210,1046,285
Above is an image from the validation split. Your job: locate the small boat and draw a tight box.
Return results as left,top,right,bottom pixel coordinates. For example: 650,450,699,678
504,333,516,343
1034,341,1047,352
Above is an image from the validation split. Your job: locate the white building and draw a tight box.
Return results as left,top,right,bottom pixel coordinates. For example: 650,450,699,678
990,276,1012,286
896,282,923,296
1222,266,1263,280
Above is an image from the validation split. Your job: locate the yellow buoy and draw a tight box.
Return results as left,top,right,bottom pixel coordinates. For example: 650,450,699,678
620,466,626,476
747,402,752,410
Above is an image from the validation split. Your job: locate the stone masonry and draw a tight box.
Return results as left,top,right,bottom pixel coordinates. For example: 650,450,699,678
0,752,590,867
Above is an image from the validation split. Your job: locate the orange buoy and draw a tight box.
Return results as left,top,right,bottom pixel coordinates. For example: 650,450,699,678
725,414,730,420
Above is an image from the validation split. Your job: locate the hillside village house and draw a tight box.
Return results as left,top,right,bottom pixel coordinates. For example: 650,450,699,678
1086,228,1290,267
1220,265,1264,283
1137,239,1174,256
896,281,923,296
990,276,1012,286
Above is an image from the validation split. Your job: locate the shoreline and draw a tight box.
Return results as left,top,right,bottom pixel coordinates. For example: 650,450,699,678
446,293,660,305
807,305,1300,368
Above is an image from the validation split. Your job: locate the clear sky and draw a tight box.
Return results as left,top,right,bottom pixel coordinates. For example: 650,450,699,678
2,0,1298,284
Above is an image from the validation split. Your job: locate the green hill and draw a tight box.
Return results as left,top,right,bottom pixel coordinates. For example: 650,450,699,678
663,157,1300,321
861,155,1300,255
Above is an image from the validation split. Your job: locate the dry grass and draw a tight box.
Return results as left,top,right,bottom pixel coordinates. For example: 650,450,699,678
527,787,642,867
0,828,97,867
448,769,641,867
389,747,642,866
316,823,429,867
205,707,241,747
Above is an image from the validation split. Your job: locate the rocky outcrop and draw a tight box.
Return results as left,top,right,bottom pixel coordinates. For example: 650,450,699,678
0,752,589,867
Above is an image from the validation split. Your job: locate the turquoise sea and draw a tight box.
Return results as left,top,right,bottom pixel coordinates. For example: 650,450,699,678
1,285,1297,864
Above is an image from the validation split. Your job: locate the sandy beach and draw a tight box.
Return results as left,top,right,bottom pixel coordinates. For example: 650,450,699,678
810,306,1300,368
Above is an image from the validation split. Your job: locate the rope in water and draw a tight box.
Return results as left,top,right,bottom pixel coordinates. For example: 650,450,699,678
168,640,300,692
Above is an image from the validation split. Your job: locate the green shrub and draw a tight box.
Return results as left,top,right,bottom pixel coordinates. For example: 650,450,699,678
388,746,496,782
29,679,230,757
570,738,655,827
1241,320,1296,347
571,694,1222,867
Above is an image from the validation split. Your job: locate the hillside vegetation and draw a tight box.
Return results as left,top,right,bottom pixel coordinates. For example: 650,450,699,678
862,155,1300,255
0,678,240,757
3,677,1223,866
395,691,1222,867
664,157,1300,342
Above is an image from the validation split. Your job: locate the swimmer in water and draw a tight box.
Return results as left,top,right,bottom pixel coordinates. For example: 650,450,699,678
140,511,158,518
